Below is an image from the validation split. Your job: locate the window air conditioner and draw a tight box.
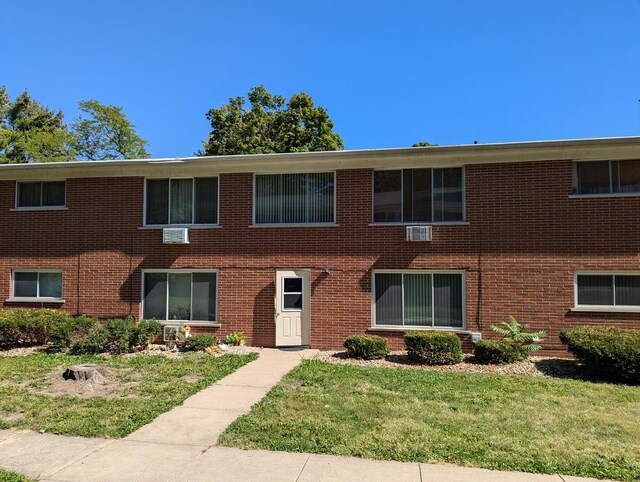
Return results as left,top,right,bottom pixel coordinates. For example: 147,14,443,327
163,228,190,244
405,226,432,242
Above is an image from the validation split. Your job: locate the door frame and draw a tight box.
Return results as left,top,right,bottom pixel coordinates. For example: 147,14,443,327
274,269,311,347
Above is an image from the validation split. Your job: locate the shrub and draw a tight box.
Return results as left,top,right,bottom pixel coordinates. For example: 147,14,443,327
560,326,640,384
225,331,246,346
130,319,162,348
474,340,528,364
404,331,463,365
70,326,109,354
491,316,546,354
184,334,218,352
343,334,389,360
49,315,98,350
0,314,21,346
0,308,73,346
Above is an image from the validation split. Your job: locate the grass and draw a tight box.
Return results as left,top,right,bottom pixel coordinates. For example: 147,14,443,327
220,360,640,481
0,468,33,482
0,352,257,438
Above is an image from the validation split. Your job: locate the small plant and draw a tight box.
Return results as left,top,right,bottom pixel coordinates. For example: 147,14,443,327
225,331,246,346
491,316,546,352
343,334,389,360
50,315,98,350
404,331,463,365
184,334,218,352
474,340,527,364
560,326,640,384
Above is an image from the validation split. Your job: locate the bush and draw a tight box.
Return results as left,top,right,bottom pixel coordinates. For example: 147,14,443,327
70,326,109,354
343,334,389,360
225,331,246,346
474,340,528,364
130,319,162,347
49,315,98,350
0,308,76,346
560,326,640,384
184,334,218,352
404,331,462,365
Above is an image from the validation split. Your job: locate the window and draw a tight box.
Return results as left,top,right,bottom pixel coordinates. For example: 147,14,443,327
145,178,218,225
373,168,464,223
12,271,63,300
373,272,464,328
573,160,640,195
576,273,640,307
16,181,65,208
254,173,334,224
142,271,218,322
282,277,303,310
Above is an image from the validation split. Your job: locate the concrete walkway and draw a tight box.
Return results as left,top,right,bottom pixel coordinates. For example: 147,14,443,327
0,349,609,482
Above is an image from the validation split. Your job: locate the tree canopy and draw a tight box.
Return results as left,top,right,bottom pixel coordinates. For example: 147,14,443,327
0,87,72,163
412,141,439,147
200,85,344,155
71,100,149,160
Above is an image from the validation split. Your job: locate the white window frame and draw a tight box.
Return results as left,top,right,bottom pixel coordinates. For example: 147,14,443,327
251,171,337,226
573,271,640,311
143,177,220,227
371,269,466,331
281,275,304,312
14,180,67,211
10,269,64,302
371,167,466,225
141,269,219,325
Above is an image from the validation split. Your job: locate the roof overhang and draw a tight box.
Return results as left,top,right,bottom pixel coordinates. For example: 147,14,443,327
1,136,639,180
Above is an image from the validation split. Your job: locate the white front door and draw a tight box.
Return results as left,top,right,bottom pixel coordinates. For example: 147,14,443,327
275,270,310,347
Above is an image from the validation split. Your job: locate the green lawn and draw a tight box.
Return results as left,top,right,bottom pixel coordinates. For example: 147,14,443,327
220,360,640,481
0,352,256,438
0,467,33,482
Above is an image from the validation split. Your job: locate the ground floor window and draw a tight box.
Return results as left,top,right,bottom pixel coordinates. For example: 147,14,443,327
373,271,464,328
143,271,218,323
12,270,63,300
576,273,640,307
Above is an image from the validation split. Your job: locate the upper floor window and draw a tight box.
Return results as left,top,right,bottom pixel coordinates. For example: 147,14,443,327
12,270,63,300
16,181,65,208
145,178,218,226
573,160,640,195
373,168,464,223
254,172,335,225
576,273,640,307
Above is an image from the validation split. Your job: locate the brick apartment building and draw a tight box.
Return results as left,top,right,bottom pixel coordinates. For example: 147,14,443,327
1,137,639,354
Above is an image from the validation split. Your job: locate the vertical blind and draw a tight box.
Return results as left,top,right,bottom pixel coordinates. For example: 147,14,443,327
577,274,640,306
255,173,334,224
374,272,464,328
143,272,218,322
146,178,218,225
13,271,62,299
17,181,65,208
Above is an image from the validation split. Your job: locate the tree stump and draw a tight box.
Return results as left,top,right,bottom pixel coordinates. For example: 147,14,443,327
62,364,108,384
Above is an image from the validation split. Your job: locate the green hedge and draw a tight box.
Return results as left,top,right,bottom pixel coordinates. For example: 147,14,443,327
184,334,218,352
70,317,162,355
560,326,640,384
404,331,463,365
0,309,74,346
343,334,389,360
474,340,528,364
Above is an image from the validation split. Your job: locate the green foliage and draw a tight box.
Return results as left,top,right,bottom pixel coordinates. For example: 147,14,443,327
474,340,528,364
404,330,463,365
69,326,109,354
68,318,162,355
343,334,389,360
0,87,73,163
0,468,33,482
200,85,344,155
560,326,640,384
225,331,246,346
412,141,439,147
184,334,219,352
49,315,98,350
71,100,149,160
491,316,546,353
0,308,78,346
130,319,162,347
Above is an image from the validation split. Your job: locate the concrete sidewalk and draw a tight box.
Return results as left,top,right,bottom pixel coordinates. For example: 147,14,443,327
0,349,610,482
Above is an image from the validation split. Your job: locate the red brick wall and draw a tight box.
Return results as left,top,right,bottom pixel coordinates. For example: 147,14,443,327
1,160,639,355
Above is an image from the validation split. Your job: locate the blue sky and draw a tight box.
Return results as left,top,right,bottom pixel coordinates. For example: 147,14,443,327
4,0,640,157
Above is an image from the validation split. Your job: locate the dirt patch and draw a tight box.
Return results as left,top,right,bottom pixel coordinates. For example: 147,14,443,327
0,345,48,357
28,368,141,400
181,375,204,384
315,351,586,379
0,412,25,422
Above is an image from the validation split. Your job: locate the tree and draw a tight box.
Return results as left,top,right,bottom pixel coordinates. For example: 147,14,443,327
200,85,343,155
0,87,72,163
412,141,439,147
71,100,149,160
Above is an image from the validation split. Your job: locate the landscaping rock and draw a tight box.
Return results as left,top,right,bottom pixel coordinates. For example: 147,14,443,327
62,364,109,383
